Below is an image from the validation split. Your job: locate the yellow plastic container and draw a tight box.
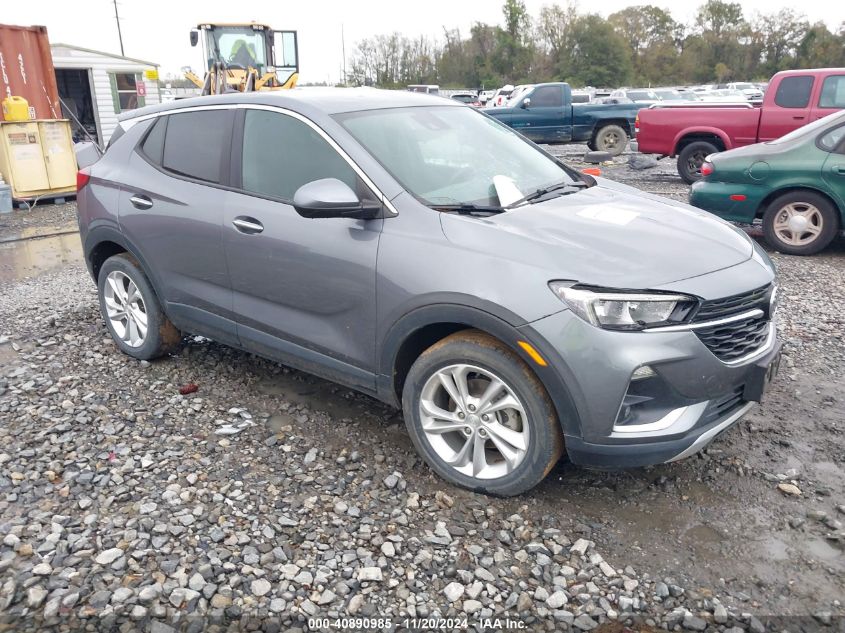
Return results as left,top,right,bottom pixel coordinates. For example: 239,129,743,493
2,96,30,122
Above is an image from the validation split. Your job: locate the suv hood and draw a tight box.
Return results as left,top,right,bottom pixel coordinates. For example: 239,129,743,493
440,178,753,289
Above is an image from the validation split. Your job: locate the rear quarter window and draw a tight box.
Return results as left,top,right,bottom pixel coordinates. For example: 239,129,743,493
162,110,231,183
139,116,167,164
774,76,813,108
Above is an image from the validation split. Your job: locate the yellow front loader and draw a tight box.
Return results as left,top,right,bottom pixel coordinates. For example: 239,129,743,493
186,23,299,95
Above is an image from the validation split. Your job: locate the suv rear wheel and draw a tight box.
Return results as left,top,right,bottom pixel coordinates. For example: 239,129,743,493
402,330,563,496
97,253,181,360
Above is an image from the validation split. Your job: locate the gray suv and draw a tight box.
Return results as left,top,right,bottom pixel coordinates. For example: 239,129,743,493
77,89,781,496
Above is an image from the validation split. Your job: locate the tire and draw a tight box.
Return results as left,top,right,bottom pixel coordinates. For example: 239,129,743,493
401,330,564,496
593,124,628,156
586,139,597,151
97,253,181,360
677,141,718,184
762,191,839,256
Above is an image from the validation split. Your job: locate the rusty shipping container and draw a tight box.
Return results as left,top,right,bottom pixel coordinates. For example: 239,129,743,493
0,24,61,120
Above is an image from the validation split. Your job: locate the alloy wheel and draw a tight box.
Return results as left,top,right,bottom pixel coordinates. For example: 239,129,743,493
103,271,148,348
418,364,529,479
773,202,823,246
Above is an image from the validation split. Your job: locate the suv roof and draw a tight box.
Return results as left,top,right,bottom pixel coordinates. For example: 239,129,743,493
118,87,460,121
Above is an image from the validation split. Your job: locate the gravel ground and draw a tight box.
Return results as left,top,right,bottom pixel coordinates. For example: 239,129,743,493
0,146,843,632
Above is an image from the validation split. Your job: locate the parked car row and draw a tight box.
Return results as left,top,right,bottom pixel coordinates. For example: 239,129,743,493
636,69,845,183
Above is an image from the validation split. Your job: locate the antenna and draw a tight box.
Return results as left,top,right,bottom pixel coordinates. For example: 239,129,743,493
113,0,125,56
341,24,347,86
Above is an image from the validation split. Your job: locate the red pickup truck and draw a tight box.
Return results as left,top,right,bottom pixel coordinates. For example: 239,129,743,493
635,68,845,183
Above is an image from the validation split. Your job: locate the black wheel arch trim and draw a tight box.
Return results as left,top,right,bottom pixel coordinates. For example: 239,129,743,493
83,225,168,310
376,302,583,437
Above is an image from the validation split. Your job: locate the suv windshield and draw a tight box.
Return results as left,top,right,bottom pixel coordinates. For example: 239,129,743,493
336,106,578,207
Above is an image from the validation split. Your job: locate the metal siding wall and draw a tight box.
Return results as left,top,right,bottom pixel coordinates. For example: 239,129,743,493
51,46,160,143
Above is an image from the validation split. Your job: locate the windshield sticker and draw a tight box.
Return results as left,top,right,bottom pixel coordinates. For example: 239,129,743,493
577,206,638,226
493,175,524,207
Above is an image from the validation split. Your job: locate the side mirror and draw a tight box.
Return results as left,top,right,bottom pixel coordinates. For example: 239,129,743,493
521,97,531,109
292,178,381,220
190,30,199,47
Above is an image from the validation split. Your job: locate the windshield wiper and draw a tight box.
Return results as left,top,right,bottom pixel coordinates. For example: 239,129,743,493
432,203,505,215
507,181,589,209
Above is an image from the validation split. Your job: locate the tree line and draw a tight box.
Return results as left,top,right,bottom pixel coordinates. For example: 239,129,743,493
347,0,845,89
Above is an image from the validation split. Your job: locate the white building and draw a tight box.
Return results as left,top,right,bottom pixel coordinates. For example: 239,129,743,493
50,44,161,147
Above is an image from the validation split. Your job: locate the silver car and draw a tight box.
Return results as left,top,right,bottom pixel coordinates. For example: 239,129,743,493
77,89,781,496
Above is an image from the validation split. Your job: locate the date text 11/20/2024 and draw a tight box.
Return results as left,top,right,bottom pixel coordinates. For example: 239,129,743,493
307,617,527,630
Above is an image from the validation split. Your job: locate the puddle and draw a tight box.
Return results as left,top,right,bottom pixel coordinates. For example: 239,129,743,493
0,231,82,282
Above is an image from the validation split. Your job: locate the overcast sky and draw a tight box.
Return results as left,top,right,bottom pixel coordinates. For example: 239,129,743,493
5,0,843,84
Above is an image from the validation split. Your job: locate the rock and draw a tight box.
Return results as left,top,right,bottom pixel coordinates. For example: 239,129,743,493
357,567,383,582
573,614,598,630
188,573,206,591
547,591,568,609
444,582,465,602
517,592,533,611
210,594,232,608
27,586,47,608
463,599,482,613
570,538,591,556
251,578,272,597
31,562,52,576
138,585,160,603
777,483,802,496
168,587,199,607
714,604,728,624
683,614,708,631
347,594,365,614
381,542,395,557
111,587,133,603
95,547,124,565
130,605,148,620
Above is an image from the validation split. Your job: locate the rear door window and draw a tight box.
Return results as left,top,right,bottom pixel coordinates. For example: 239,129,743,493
530,86,562,107
819,75,845,109
239,109,358,200
774,76,814,108
162,110,231,183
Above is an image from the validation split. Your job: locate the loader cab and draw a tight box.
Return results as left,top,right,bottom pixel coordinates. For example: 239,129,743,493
190,23,299,88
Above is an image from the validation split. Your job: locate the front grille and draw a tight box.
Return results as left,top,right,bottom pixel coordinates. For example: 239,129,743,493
695,314,771,362
693,285,770,322
700,384,745,426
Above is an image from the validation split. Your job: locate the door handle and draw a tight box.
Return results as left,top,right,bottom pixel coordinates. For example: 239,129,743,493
232,216,264,234
792,116,805,120
129,194,153,210
833,166,845,175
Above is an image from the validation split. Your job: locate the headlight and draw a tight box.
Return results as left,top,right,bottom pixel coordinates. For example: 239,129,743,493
549,282,698,330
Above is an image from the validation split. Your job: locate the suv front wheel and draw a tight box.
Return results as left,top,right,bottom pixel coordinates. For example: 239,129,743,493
97,253,181,360
402,331,564,496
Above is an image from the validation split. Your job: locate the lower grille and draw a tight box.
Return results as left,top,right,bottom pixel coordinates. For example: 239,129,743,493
694,315,771,362
700,384,745,426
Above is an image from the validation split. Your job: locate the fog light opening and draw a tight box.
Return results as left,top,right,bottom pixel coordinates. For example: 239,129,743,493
631,365,657,381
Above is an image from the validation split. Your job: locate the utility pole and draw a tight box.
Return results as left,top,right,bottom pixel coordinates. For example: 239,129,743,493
113,0,125,56
341,24,347,86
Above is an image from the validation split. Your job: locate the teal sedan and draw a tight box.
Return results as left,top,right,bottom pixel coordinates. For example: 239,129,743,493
690,111,845,255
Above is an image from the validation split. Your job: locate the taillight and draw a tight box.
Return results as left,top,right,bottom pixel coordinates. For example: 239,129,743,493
634,114,639,134
700,162,714,177
76,169,91,191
